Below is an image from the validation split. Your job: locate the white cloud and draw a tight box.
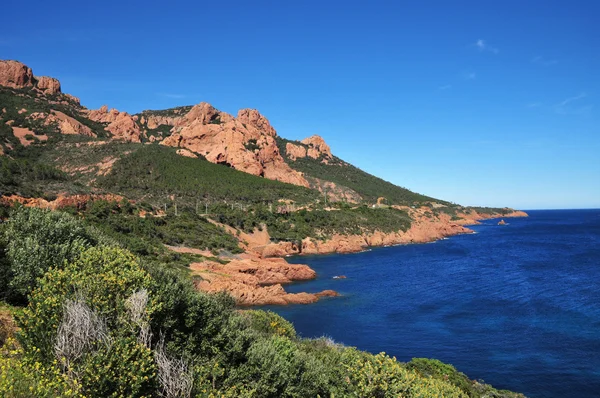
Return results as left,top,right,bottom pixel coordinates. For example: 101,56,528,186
554,93,593,115
474,39,499,54
557,93,586,107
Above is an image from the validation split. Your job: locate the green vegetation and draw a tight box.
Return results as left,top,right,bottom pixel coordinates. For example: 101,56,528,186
0,86,108,140
468,206,516,216
93,145,413,242
244,138,260,152
1,206,99,303
97,144,320,205
76,199,242,256
277,137,443,205
407,358,524,398
0,156,68,197
137,105,194,119
144,123,173,141
0,204,524,397
211,203,411,242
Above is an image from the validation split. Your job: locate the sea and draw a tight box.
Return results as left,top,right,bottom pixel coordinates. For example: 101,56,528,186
267,209,600,398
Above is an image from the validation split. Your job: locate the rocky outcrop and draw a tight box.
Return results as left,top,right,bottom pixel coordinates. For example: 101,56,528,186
284,135,333,163
143,115,179,129
285,142,307,160
28,111,95,137
190,253,338,306
161,103,309,187
0,61,61,95
64,94,80,105
237,108,276,136
86,106,142,142
301,135,332,160
12,127,47,146
176,148,197,158
36,76,61,95
51,111,94,136
0,60,35,89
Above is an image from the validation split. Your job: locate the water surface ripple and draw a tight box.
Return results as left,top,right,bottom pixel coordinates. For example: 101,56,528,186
268,209,600,398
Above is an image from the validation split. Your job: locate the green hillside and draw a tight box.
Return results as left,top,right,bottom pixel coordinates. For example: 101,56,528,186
276,137,444,205
97,144,320,205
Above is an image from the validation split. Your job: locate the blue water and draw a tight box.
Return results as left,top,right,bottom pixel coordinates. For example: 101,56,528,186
268,210,600,398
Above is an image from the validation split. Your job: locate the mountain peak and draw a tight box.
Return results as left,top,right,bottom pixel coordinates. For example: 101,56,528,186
0,60,61,95
237,108,276,137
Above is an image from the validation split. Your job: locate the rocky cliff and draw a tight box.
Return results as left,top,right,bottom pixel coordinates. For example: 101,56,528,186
159,103,310,186
0,60,61,94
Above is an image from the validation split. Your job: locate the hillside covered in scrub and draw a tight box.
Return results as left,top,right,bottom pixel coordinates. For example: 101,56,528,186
0,206,525,397
0,60,527,396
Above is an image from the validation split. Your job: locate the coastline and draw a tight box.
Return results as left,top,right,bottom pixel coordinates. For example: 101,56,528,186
0,194,527,306
191,207,528,306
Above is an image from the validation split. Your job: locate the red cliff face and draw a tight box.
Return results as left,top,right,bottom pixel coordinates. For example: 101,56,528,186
301,135,332,160
0,60,35,89
0,61,61,95
36,76,61,95
285,134,333,163
86,105,143,143
160,103,310,187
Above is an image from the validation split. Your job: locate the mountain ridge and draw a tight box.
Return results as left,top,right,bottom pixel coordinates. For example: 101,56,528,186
0,59,527,307
0,59,440,205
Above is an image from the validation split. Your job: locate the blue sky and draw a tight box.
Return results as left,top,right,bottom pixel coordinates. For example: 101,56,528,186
1,0,598,209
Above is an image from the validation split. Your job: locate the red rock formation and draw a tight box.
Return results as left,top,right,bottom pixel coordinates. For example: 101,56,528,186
86,106,142,142
190,254,338,306
161,103,309,187
176,148,197,158
29,111,95,137
36,76,61,95
301,135,332,160
0,60,35,89
285,142,307,160
0,61,62,95
237,108,276,136
64,94,80,104
11,127,47,146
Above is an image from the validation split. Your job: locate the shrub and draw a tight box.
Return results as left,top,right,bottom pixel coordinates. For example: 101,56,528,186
3,206,97,303
337,349,467,397
145,263,254,368
79,336,157,398
244,310,297,339
407,357,474,395
0,339,83,398
17,246,155,363
235,335,330,397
